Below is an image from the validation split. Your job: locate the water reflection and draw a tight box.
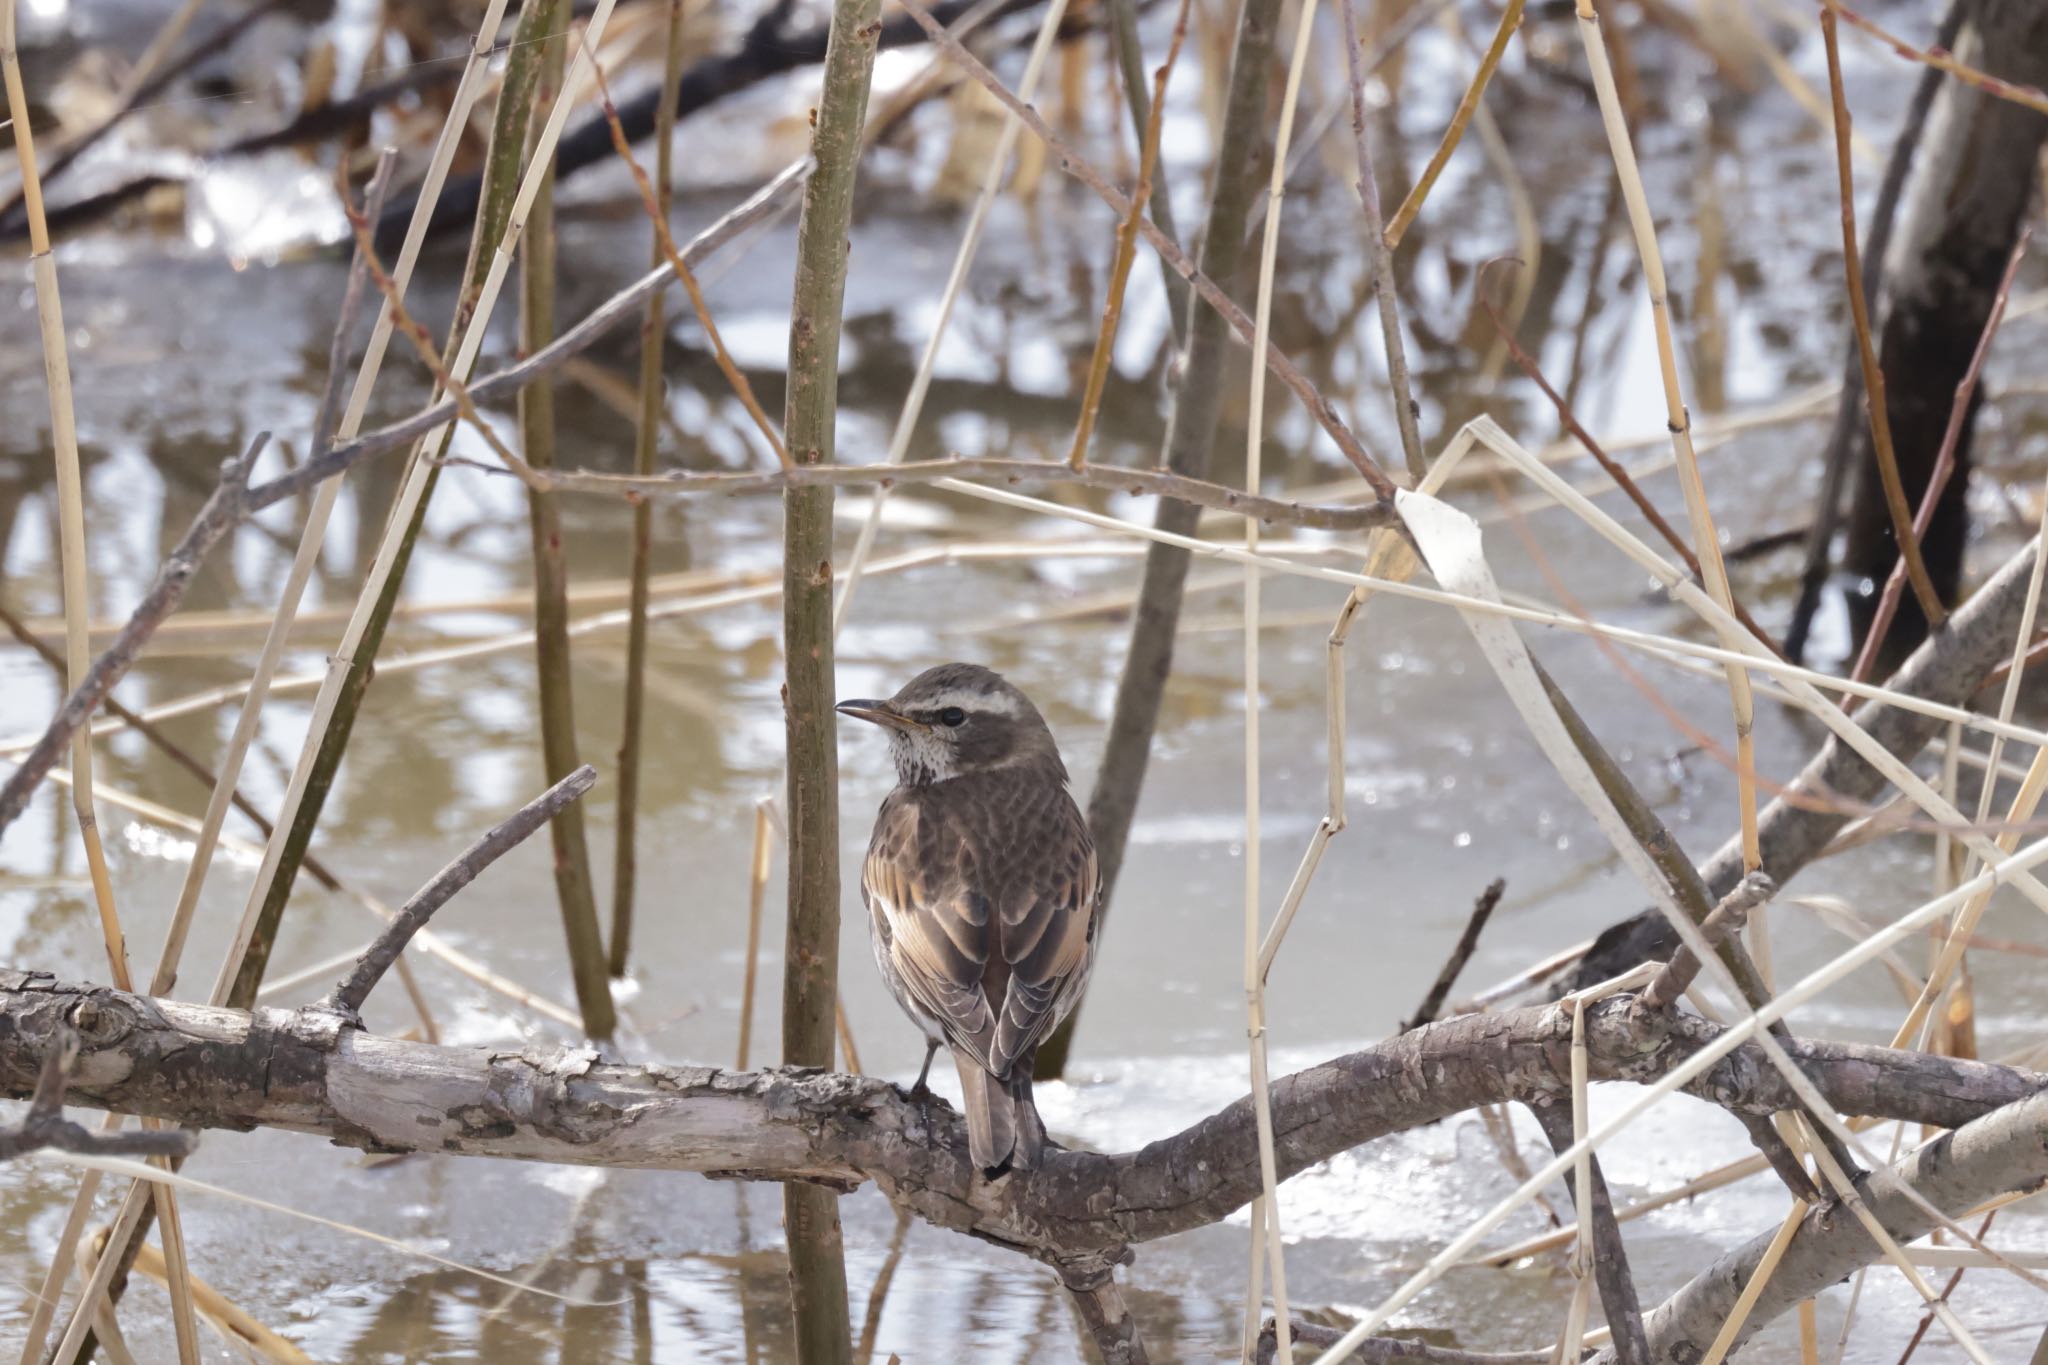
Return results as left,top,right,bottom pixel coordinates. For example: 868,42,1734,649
4,0,2047,1360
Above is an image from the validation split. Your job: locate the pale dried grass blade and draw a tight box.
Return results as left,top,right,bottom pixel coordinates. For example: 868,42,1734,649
38,1152,628,1305
1238,0,1324,1347
1699,1201,1808,1365
1574,0,1764,875
830,0,1072,634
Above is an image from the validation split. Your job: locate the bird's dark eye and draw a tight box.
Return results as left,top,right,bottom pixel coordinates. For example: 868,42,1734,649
938,707,966,727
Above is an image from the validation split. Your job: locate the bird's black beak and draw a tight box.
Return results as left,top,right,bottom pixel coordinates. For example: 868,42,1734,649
835,699,923,730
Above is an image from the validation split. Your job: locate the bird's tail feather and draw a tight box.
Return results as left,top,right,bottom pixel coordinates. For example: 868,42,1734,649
954,1053,1045,1176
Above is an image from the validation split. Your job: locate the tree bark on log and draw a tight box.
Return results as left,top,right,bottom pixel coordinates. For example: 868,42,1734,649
1839,0,2048,665
1594,1086,2048,1364
4,972,2040,1264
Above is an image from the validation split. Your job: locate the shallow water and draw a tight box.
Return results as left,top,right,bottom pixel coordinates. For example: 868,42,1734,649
4,0,2048,1360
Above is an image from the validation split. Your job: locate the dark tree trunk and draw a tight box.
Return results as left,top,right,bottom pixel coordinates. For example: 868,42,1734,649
1841,0,2048,666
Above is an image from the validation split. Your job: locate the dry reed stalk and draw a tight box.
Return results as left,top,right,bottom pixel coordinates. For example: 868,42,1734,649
1824,0,2048,116
779,0,885,1353
519,0,617,1045
833,998,862,1075
0,2,204,1353
1698,1202,1807,1365
64,1236,141,1365
1572,0,1764,878
216,0,629,1027
611,0,691,980
1550,1002,1594,1363
513,455,1390,529
1380,0,1522,249
830,0,1074,635
1236,0,1327,1348
1848,224,2032,686
1066,0,1190,469
1,0,130,998
1819,6,1946,638
891,0,1399,501
736,797,776,1068
148,1189,202,1365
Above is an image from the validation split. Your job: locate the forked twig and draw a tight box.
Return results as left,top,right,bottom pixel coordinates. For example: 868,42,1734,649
1067,0,1192,469
591,62,791,469
0,1030,194,1162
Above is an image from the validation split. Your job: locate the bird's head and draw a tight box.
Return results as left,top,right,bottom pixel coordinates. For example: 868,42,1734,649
836,662,1065,787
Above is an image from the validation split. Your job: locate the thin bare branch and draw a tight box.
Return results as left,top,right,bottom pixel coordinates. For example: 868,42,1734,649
323,767,597,1020
1821,6,1946,632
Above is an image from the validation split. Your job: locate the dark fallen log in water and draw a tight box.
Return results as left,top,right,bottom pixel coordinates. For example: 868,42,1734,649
371,0,1044,252
0,0,1042,245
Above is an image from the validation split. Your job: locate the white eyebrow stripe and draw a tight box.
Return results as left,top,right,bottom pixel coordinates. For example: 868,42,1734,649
913,688,1020,717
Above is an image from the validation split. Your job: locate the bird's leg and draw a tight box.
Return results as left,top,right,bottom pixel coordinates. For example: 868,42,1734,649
910,1037,940,1098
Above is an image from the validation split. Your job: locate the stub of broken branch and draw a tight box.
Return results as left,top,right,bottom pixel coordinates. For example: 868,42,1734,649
0,1026,193,1162
1643,871,1777,1012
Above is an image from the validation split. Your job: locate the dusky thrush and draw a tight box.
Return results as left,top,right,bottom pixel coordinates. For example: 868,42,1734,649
837,663,1099,1177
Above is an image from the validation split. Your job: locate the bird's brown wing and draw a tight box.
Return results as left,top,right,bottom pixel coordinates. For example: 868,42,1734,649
864,793,999,1070
988,786,1097,1078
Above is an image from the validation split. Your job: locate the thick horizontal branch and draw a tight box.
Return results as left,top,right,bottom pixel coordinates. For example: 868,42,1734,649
446,454,1393,531
2,974,2037,1273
